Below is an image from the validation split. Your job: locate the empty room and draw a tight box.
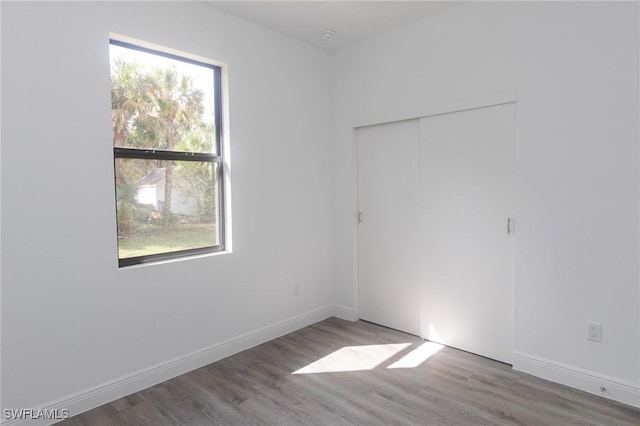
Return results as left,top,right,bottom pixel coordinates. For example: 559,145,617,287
1,1,639,424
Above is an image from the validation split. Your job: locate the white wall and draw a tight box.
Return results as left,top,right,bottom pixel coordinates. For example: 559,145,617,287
331,1,640,405
1,0,332,414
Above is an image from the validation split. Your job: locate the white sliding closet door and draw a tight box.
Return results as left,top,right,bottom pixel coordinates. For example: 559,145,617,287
420,103,516,364
357,119,421,336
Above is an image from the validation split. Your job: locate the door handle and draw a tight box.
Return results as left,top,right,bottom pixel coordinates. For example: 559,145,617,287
507,217,514,235
358,211,363,224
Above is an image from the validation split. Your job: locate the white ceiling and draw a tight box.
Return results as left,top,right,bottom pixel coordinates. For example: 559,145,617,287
204,1,466,51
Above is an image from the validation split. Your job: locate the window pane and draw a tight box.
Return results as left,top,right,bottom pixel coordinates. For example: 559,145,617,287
110,43,217,154
115,158,220,260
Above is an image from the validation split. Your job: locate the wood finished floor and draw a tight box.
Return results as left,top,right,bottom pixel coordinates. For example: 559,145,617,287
60,318,640,425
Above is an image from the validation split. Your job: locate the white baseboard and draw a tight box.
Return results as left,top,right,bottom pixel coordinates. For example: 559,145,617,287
2,305,335,426
333,304,358,321
513,351,640,408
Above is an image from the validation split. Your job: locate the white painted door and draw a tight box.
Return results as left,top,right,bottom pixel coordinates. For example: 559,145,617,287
357,119,421,336
420,103,516,364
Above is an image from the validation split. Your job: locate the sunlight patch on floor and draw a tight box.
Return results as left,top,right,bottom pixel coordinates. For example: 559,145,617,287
292,343,411,374
387,341,443,369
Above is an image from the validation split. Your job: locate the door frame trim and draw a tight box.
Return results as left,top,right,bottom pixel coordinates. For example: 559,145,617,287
353,90,518,129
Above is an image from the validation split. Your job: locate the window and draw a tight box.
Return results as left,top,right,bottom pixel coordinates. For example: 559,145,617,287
110,38,225,267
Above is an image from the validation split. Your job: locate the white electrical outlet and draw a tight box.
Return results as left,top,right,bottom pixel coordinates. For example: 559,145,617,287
587,322,602,342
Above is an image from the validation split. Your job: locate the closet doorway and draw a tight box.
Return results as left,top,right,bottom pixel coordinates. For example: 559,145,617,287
357,102,516,364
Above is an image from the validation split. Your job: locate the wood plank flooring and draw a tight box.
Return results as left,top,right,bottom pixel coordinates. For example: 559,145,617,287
60,318,640,425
